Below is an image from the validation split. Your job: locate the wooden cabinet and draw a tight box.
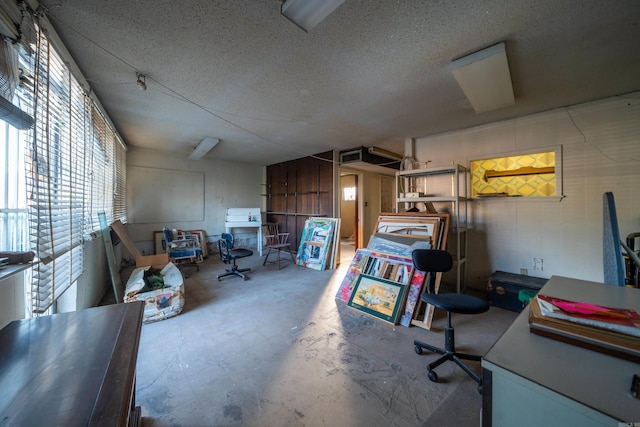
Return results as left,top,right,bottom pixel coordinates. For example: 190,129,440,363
265,151,335,252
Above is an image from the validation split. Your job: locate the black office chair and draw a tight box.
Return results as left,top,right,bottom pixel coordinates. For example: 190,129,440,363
412,249,490,394
217,232,253,281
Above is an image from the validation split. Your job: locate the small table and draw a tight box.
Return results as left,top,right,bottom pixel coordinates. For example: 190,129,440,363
0,301,145,426
482,275,640,426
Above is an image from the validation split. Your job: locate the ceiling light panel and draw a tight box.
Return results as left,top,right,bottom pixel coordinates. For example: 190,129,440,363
281,0,346,32
188,137,219,160
448,42,515,114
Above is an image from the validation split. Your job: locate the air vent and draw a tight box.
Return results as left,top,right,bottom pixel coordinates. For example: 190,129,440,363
339,146,402,171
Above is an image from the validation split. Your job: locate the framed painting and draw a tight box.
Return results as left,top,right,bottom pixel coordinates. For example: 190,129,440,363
296,218,339,270
154,229,207,261
179,229,208,258
154,231,167,254
348,274,407,325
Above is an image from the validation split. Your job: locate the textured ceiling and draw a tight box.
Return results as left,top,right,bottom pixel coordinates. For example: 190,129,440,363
38,0,640,165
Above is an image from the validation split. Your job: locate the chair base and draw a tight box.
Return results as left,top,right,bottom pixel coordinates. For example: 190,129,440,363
217,264,251,281
414,325,483,394
263,246,296,269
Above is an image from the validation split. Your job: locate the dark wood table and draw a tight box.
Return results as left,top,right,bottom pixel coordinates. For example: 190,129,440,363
0,301,144,426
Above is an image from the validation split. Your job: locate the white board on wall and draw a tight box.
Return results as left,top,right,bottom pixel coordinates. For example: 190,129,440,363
127,166,204,223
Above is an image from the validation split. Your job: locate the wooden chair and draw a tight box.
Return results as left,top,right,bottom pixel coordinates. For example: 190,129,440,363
262,223,296,269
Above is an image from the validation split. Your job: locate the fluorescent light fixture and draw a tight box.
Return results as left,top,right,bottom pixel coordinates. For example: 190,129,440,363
448,42,515,113
188,137,219,160
281,0,346,32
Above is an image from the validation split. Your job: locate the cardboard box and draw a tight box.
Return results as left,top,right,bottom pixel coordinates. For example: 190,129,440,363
135,253,169,269
109,220,184,323
125,262,185,323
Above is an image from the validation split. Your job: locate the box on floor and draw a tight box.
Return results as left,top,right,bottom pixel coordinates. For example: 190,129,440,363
125,255,185,323
487,271,547,312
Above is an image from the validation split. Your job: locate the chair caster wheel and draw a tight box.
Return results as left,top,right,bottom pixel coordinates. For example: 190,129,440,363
415,346,423,355
428,370,438,382
477,383,483,395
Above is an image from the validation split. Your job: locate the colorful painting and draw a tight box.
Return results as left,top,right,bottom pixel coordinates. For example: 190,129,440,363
399,270,427,327
336,249,414,303
348,275,407,325
296,218,339,270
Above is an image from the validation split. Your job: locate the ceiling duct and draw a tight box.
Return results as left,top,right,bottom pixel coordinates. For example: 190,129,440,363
339,146,402,174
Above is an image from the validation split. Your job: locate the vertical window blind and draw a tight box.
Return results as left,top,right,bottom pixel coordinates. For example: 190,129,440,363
22,23,127,314
114,135,127,223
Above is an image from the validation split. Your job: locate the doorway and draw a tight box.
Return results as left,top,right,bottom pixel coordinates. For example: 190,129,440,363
339,174,358,261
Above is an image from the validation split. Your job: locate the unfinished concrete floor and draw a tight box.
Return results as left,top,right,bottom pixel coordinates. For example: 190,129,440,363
130,245,517,427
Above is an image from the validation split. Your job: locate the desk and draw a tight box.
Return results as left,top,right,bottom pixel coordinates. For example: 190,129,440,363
225,208,262,256
0,301,144,426
482,275,640,426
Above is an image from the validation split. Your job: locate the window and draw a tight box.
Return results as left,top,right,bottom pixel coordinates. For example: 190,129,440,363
343,186,356,201
0,120,28,251
470,146,563,199
0,21,128,314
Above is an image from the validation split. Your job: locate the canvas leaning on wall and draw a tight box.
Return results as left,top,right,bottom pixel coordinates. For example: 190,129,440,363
347,274,408,325
296,218,340,270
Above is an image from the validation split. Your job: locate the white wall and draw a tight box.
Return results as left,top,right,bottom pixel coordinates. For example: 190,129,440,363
0,272,26,328
413,93,640,288
56,237,117,312
125,147,265,257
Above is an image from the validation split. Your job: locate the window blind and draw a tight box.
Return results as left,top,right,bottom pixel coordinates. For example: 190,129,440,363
113,135,127,223
84,104,124,233
17,17,127,314
25,28,85,313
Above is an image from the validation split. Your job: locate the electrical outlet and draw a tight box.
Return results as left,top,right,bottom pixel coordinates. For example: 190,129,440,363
520,268,528,276
532,257,537,270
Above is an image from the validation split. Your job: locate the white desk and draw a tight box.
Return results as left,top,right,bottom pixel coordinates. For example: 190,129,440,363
224,208,262,256
482,275,640,426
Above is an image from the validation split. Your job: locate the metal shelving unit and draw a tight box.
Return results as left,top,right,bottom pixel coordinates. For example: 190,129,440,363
396,164,468,292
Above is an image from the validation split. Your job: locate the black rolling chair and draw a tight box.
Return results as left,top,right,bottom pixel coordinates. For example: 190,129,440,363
412,249,490,394
217,232,253,281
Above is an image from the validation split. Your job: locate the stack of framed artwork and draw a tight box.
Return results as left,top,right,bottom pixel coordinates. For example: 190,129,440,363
153,229,208,262
296,218,341,271
336,213,450,329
